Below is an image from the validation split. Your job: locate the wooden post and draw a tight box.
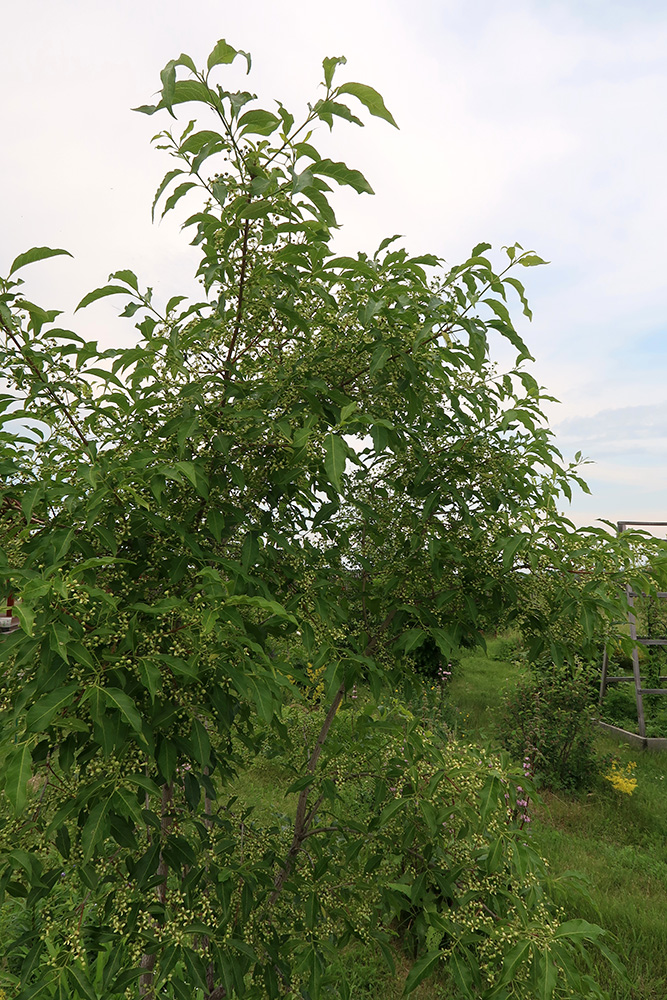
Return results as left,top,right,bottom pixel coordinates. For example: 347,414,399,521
616,519,667,739
599,645,609,704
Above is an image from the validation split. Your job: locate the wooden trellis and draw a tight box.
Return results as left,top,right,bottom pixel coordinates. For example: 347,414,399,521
599,520,667,739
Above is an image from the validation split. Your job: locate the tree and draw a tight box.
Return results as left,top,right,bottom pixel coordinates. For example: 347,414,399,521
0,38,645,999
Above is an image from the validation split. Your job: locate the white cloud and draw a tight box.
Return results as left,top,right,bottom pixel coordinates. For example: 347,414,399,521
3,0,667,522
556,402,667,443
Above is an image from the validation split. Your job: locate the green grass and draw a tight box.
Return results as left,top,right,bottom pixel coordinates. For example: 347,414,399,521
447,643,527,734
227,758,295,825
453,647,667,1000
335,942,459,999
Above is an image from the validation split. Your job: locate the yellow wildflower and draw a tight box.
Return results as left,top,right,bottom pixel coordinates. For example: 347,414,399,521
605,760,637,795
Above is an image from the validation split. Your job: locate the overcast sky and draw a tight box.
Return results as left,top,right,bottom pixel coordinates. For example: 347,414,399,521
3,0,667,533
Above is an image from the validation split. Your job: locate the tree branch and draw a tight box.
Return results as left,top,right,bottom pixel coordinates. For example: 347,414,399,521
270,682,345,901
224,219,251,380
1,315,91,450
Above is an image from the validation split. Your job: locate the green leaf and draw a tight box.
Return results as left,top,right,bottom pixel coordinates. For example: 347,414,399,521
134,80,215,116
486,835,504,873
190,718,211,768
337,82,398,128
56,968,71,1000
103,688,143,733
8,246,73,277
238,109,281,136
175,52,197,74
596,938,628,980
311,159,374,195
449,950,474,998
75,285,133,312
137,658,161,701
20,942,44,985
173,460,208,497
497,940,531,986
324,433,348,493
286,775,314,794
5,743,33,815
483,297,513,326
237,201,271,220
49,622,70,663
109,268,139,291
109,967,146,992
126,773,161,797
208,508,225,542
379,798,407,825
479,774,501,824
69,642,95,671
184,771,201,810
113,787,144,827
534,949,558,1000
13,603,35,636
160,60,177,115
397,629,425,653
82,799,110,861
151,168,185,222
311,501,338,529
552,918,604,942
503,275,533,319
158,740,178,782
207,39,251,74
161,182,197,219
501,534,527,569
251,677,275,724
323,55,347,89
370,344,392,375
225,594,298,624
69,965,96,1000
402,950,440,995
25,685,79,732
322,255,378,278
518,253,549,267
179,129,224,154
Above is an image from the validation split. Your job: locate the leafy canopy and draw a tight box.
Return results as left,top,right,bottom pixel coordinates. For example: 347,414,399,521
0,36,656,1000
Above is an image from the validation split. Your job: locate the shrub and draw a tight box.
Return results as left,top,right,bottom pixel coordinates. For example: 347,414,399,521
496,667,600,790
600,684,636,728
410,636,459,681
486,631,523,663
246,702,623,999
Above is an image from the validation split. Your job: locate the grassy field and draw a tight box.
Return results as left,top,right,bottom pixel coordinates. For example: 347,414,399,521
450,643,667,1000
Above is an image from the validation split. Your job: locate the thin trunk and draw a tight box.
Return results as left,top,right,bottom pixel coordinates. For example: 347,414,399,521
139,782,173,997
270,683,345,901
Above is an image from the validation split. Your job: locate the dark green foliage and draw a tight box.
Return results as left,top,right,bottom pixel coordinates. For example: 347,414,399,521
634,594,667,641
600,674,667,738
409,636,458,680
497,668,600,790
485,632,523,663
